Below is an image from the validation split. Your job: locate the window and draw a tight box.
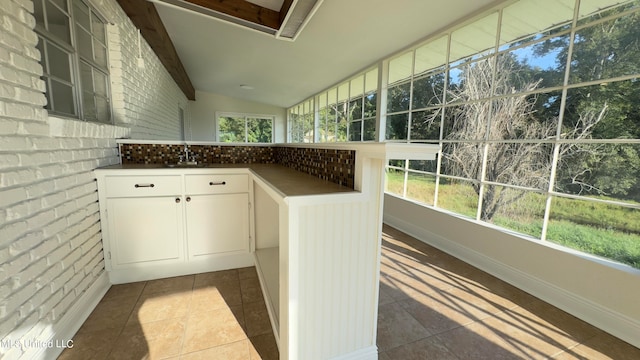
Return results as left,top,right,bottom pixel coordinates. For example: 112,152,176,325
385,0,640,269
288,100,314,143
289,68,378,143
217,113,274,143
34,0,111,123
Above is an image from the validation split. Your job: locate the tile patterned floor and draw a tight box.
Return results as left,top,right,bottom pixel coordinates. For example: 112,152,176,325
57,267,278,360
60,225,640,359
377,225,640,359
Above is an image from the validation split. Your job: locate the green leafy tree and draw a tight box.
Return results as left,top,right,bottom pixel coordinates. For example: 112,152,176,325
537,6,640,200
219,116,245,142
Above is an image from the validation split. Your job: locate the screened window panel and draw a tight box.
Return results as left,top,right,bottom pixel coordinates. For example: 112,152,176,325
96,97,110,124
500,0,574,46
496,36,568,93
578,0,638,21
387,82,411,113
349,121,362,141
547,197,640,268
437,178,479,219
412,73,444,109
555,143,640,204
47,42,72,81
408,159,437,173
337,83,350,102
348,98,362,121
364,92,377,118
91,10,106,42
46,2,71,44
327,87,338,105
73,0,90,29
34,0,45,26
414,36,448,75
385,168,405,196
406,173,436,206
350,75,364,97
487,91,560,141
219,117,245,142
440,142,483,178
80,62,93,93
410,109,441,141
386,113,409,140
450,12,499,62
94,70,108,96
50,80,75,115
82,92,96,121
388,51,413,84
363,118,376,141
364,68,378,93
51,0,68,10
247,118,273,142
442,101,492,141
482,185,545,238
570,12,640,84
563,82,638,139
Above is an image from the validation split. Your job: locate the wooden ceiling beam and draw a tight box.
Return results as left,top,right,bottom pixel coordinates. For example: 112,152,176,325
279,0,295,25
183,0,281,29
116,0,196,100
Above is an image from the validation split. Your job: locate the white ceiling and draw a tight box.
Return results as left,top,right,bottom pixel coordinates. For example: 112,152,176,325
154,0,502,108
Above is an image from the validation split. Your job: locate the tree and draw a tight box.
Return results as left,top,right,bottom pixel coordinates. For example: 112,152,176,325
536,6,640,200
442,55,604,221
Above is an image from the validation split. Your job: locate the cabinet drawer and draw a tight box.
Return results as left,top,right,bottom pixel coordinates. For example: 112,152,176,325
105,175,182,198
185,174,248,195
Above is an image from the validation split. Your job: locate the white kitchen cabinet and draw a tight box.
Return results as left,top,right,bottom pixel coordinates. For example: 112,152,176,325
185,193,249,257
95,170,254,284
185,174,250,258
107,196,184,266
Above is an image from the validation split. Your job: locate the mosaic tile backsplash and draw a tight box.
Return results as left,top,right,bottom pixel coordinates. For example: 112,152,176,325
119,143,355,188
274,147,355,189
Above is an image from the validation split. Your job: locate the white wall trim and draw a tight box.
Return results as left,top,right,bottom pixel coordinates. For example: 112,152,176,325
384,212,640,349
29,272,110,360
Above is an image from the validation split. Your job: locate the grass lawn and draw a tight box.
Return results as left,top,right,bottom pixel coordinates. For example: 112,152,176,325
385,170,640,269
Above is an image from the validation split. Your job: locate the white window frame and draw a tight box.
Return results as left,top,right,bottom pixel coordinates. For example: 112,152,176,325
216,112,275,143
34,0,112,123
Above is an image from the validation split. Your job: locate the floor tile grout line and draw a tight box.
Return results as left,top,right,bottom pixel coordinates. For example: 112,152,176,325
103,280,148,360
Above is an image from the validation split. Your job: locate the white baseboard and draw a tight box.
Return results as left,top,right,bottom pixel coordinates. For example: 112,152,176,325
330,345,378,360
29,272,110,360
384,213,640,349
108,253,254,284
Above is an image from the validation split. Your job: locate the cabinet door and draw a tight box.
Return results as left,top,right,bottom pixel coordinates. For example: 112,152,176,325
107,197,183,267
185,193,250,257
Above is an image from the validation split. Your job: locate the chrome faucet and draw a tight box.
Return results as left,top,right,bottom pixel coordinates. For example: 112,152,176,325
183,144,191,162
182,144,198,165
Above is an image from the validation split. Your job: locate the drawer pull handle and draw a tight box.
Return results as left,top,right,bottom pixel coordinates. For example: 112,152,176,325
209,181,226,186
135,183,155,188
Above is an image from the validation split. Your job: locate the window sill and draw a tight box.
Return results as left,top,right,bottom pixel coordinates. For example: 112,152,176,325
48,115,130,139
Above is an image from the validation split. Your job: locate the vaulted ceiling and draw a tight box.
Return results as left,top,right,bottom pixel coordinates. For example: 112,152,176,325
123,0,504,107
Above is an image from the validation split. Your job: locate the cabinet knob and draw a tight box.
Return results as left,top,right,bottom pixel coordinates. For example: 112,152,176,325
186,196,191,202
175,198,181,203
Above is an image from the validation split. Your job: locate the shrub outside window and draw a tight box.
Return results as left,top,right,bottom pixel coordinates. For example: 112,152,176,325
217,113,274,143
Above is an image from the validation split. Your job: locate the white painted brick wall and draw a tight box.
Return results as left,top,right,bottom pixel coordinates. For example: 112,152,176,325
0,0,189,358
